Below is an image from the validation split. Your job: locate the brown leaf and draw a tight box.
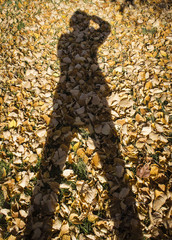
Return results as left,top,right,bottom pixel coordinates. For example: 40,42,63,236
136,164,150,178
119,98,134,108
153,194,167,211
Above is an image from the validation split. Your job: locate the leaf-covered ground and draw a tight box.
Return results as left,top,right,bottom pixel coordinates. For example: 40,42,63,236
0,0,171,239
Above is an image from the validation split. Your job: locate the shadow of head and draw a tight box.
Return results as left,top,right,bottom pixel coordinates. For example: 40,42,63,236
69,10,90,30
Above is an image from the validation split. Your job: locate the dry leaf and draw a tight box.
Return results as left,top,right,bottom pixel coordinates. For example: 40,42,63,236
8,120,17,128
136,164,150,178
88,213,98,222
62,169,74,179
59,221,69,236
7,236,16,240
36,129,47,138
102,123,111,135
73,142,80,151
69,213,82,224
153,194,167,211
154,190,163,200
119,98,134,108
85,188,98,203
150,165,159,176
15,218,25,229
92,153,102,169
141,125,152,136
52,218,62,231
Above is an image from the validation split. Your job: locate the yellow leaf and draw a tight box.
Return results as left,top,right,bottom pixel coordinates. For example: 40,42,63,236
114,5,121,11
68,153,74,164
126,169,134,178
73,142,80,152
150,165,159,176
86,147,94,156
41,114,50,125
135,113,144,123
116,14,122,22
83,155,88,164
2,167,6,178
7,236,16,240
62,235,71,240
92,153,102,168
88,213,98,222
155,190,163,199
15,218,25,229
77,148,88,163
34,33,39,39
17,136,25,144
8,120,17,128
144,95,150,104
158,184,165,192
15,173,22,182
145,81,152,90
138,71,145,81
160,50,167,57
77,148,85,158
18,2,22,8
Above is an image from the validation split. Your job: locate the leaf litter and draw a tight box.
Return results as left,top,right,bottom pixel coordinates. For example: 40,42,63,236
0,0,171,239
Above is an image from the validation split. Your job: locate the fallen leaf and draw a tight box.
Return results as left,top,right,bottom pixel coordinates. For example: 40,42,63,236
73,142,80,151
62,169,74,179
136,164,150,178
88,213,98,222
59,221,69,237
36,129,47,138
8,120,17,128
92,153,102,169
41,114,50,125
141,125,152,136
69,213,82,224
150,165,159,176
154,190,163,200
52,218,62,231
119,98,134,108
15,218,25,229
153,194,167,211
7,236,16,240
102,123,111,135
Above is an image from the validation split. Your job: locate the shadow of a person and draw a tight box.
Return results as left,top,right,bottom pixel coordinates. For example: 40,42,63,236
24,10,142,240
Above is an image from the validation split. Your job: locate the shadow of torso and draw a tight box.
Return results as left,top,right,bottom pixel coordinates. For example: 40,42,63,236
56,24,111,126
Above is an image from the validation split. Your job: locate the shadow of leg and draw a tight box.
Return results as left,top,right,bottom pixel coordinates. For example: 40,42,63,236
24,127,73,239
91,121,143,240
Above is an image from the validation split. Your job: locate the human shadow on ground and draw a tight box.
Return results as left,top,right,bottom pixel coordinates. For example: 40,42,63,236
24,10,143,240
